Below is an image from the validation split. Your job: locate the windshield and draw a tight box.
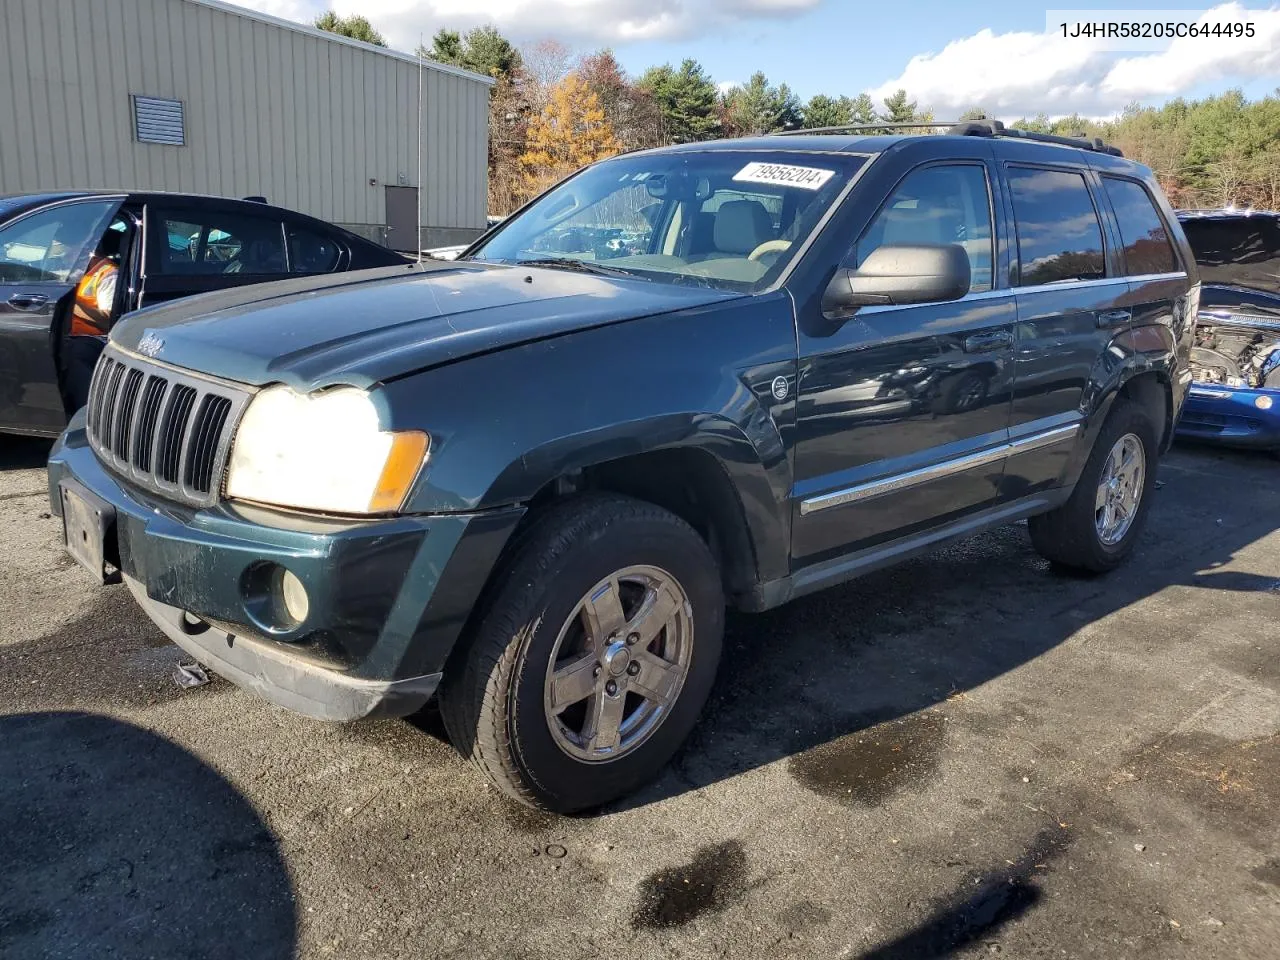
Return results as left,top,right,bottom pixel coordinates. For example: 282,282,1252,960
1180,215,1280,295
468,151,865,291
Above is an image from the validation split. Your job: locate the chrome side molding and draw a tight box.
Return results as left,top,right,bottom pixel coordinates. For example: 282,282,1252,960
799,423,1080,515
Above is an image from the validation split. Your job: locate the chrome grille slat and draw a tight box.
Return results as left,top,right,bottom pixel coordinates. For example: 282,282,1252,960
113,369,145,458
85,345,251,508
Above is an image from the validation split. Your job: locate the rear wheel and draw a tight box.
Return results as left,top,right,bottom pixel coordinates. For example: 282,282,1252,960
438,495,724,812
1029,399,1158,573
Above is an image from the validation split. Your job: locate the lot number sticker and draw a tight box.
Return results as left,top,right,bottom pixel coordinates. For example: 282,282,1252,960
733,161,835,191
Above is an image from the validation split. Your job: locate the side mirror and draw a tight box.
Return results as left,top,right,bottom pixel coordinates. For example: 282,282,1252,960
823,244,971,318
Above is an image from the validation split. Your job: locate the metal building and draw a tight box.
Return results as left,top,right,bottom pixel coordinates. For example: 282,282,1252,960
0,0,493,250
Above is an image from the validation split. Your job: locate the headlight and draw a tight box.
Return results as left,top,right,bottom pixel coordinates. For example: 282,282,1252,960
225,385,428,514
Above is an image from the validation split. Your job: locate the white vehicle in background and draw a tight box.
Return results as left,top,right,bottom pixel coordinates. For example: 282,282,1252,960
423,215,505,261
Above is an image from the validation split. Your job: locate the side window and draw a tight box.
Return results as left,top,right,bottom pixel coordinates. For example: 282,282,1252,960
1103,178,1177,275
287,225,342,274
857,164,993,294
154,210,287,276
0,200,119,284
1007,167,1106,286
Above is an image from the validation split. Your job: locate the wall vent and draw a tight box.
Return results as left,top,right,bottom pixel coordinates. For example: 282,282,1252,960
132,95,185,146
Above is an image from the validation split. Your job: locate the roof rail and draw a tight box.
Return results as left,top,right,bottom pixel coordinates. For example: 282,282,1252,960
770,121,958,136
947,119,1123,157
769,117,1124,157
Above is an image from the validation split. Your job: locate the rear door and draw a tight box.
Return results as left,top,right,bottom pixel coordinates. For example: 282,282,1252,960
0,197,121,434
792,149,1016,567
137,201,291,308
999,157,1129,496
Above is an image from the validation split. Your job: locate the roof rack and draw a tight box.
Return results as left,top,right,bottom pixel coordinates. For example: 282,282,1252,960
771,121,958,136
948,119,1123,157
770,117,1123,157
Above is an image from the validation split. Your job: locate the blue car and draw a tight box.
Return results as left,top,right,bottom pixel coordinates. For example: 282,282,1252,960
1176,209,1280,452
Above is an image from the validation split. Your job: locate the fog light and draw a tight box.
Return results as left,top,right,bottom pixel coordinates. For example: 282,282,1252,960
280,569,309,624
1255,395,1274,411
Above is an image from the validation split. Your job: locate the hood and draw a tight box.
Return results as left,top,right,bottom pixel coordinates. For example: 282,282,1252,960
112,262,741,389
1199,283,1280,323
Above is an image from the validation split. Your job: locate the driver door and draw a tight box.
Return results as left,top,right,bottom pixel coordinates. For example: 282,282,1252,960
791,157,1017,569
0,197,122,434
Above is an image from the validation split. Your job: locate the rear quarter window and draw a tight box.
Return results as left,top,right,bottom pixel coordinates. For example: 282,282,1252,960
1103,178,1177,275
1007,167,1106,286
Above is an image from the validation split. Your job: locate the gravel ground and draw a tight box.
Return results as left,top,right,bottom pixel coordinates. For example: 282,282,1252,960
1,436,1277,960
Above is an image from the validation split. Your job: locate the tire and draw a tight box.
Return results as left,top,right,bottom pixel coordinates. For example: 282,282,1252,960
1028,398,1159,573
438,494,725,813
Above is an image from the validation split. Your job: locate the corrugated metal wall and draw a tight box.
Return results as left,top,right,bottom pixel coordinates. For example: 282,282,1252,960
0,0,491,240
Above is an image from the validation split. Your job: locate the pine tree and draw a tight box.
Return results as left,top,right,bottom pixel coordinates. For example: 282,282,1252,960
638,59,719,143
313,11,385,46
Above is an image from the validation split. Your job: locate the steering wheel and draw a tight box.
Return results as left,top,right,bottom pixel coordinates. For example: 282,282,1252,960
747,239,792,262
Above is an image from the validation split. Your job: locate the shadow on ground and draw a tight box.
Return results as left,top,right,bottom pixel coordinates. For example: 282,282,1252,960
0,712,295,959
0,436,52,472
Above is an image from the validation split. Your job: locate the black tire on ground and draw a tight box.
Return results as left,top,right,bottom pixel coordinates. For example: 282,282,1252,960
1028,398,1160,574
437,494,725,813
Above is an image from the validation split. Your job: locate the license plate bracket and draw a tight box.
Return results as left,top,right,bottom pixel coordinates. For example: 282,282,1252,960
60,479,120,584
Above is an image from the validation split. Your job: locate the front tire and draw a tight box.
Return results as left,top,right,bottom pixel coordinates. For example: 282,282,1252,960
438,495,724,812
1028,398,1159,573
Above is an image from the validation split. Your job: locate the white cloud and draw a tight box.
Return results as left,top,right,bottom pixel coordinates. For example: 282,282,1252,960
231,0,824,48
867,3,1280,118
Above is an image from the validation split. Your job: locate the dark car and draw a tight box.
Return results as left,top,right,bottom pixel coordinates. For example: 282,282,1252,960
48,123,1195,812
0,191,407,437
1174,208,1280,451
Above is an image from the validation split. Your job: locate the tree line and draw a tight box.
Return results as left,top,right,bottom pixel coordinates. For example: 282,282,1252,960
314,12,1280,215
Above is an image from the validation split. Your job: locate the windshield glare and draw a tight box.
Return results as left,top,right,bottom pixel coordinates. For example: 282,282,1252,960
468,151,864,291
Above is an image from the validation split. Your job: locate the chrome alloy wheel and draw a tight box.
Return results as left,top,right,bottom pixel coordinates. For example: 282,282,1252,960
543,565,693,763
1095,432,1145,546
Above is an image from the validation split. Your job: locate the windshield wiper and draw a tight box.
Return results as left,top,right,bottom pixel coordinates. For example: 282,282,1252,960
516,257,646,280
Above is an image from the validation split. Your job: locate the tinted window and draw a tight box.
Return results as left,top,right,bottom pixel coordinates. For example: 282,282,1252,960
287,225,342,273
1008,167,1105,286
155,209,286,275
1103,178,1176,275
858,164,993,293
0,200,118,284
1180,216,1280,295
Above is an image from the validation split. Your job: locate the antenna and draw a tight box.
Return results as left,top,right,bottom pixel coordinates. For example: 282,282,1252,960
416,35,424,264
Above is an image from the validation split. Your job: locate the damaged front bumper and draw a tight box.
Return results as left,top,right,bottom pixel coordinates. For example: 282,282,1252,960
1179,309,1280,450
1178,384,1280,450
47,413,524,721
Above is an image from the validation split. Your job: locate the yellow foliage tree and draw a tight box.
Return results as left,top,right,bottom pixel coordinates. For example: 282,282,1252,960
518,73,622,200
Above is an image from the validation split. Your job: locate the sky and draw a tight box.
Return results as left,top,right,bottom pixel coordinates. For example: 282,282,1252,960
238,0,1280,119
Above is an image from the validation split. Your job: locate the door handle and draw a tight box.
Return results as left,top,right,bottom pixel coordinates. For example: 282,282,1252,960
7,292,50,311
1097,309,1132,327
963,330,1012,352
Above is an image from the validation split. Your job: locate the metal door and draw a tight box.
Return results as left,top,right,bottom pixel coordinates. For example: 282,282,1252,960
385,186,420,253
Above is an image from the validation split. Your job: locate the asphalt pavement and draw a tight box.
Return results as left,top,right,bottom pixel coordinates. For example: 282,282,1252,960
1,435,1277,959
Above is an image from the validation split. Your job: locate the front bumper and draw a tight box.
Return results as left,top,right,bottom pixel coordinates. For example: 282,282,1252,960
1176,384,1280,451
48,416,524,721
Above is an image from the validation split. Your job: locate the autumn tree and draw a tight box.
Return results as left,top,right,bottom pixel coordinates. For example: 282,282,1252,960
313,11,385,46
578,49,665,149
522,39,573,111
519,73,622,199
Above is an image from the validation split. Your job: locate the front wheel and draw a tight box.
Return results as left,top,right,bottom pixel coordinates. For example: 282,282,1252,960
438,495,724,812
1028,398,1159,573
